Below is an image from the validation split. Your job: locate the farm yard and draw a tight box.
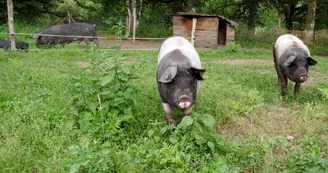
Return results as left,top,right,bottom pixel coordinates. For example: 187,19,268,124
1,0,328,172
0,40,328,172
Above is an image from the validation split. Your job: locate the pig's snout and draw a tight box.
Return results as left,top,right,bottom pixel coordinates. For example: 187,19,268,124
298,72,308,82
300,75,307,82
178,95,191,109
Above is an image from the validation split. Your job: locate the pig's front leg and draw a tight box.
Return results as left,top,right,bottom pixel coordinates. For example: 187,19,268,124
294,82,301,95
162,103,176,125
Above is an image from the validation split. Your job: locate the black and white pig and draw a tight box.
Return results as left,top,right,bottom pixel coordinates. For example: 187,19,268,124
0,40,29,52
33,23,98,48
273,34,317,96
157,36,206,125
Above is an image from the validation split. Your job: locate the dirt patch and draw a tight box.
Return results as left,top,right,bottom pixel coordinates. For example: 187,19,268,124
97,38,220,50
304,70,328,86
213,59,273,66
99,39,164,50
217,106,325,142
218,107,297,140
78,62,90,68
312,52,328,57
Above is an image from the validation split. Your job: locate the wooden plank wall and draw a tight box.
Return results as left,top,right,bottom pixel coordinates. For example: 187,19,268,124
226,25,235,42
194,17,218,48
173,15,235,47
173,16,219,48
173,16,188,37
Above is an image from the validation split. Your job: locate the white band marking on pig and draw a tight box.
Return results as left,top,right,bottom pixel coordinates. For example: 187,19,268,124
275,34,310,59
158,36,202,69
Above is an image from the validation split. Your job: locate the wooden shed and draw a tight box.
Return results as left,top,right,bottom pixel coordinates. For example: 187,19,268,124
171,12,237,48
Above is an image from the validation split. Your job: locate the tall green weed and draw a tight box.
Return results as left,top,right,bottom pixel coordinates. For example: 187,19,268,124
70,47,144,142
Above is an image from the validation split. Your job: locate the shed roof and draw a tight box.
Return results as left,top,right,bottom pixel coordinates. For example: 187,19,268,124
171,12,238,27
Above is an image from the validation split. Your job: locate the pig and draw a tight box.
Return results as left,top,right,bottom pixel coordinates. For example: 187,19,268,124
273,34,317,96
157,36,206,125
0,40,29,52
33,23,98,48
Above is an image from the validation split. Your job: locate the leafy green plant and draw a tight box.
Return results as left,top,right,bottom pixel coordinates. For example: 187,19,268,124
224,42,241,53
231,89,264,115
121,35,131,40
110,21,126,38
70,46,144,142
160,114,237,170
319,88,328,100
106,35,116,40
284,136,328,172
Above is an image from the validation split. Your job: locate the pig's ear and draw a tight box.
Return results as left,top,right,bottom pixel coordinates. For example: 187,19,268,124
158,66,177,83
190,67,206,80
307,57,318,66
284,56,297,66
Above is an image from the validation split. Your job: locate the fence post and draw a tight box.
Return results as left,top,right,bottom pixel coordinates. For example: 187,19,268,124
191,18,197,46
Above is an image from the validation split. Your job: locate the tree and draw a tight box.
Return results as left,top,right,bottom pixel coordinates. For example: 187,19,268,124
303,0,316,44
7,0,15,50
233,0,264,33
125,0,144,37
270,0,308,30
315,0,328,29
0,0,59,24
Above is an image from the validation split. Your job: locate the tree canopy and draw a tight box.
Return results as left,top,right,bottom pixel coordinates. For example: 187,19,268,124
1,0,327,32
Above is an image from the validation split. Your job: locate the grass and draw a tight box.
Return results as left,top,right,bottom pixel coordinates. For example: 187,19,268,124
0,43,328,172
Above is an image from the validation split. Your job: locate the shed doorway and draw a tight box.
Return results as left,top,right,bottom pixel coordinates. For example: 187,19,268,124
218,19,226,44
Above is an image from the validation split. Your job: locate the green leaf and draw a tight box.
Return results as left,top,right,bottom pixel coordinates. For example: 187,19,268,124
101,75,113,86
199,114,215,130
160,126,170,135
148,129,154,137
191,130,206,145
169,136,178,144
69,163,80,173
121,66,130,74
99,90,111,95
177,116,193,129
88,102,97,114
68,145,80,155
207,141,215,152
185,153,191,163
71,108,78,116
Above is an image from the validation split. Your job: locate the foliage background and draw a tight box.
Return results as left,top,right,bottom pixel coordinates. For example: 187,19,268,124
1,0,328,36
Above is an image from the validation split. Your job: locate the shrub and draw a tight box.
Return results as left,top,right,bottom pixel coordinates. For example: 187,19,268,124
224,42,241,53
70,46,145,142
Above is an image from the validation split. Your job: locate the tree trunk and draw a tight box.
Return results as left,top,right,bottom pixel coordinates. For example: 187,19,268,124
286,5,296,30
125,0,131,37
7,0,16,50
126,10,131,37
138,0,143,26
246,1,259,34
303,0,316,44
125,0,141,37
